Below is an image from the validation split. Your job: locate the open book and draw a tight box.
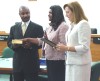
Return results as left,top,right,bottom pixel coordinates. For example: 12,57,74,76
41,38,56,47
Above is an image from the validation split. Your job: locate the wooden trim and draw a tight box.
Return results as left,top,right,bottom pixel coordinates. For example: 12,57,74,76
91,34,100,37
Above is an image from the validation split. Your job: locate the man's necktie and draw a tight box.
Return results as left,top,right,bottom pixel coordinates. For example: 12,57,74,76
22,23,26,35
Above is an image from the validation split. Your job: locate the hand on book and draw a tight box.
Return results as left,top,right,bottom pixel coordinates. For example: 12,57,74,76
23,41,32,49
56,43,67,51
22,38,39,44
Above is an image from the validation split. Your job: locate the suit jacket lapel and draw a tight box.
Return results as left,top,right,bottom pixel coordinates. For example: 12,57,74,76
17,22,23,37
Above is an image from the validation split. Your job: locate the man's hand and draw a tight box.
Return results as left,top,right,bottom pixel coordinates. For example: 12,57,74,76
23,41,32,49
22,38,39,44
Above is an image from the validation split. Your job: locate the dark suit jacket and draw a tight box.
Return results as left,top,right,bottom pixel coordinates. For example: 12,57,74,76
7,21,44,73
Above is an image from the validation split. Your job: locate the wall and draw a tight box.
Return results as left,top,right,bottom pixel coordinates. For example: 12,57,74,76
0,0,100,33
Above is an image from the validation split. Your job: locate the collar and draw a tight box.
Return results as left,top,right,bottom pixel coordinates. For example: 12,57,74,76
22,20,30,27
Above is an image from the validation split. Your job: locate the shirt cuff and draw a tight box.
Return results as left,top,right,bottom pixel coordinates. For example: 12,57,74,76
75,45,83,52
37,38,43,46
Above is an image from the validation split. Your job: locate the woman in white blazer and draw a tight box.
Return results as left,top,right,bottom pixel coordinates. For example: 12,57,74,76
56,1,92,81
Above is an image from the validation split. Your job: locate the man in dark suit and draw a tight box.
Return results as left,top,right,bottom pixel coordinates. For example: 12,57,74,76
7,6,44,81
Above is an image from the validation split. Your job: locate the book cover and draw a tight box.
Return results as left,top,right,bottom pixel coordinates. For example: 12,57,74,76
41,38,56,47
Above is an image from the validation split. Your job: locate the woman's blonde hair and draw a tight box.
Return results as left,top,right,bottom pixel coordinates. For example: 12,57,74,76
63,1,88,24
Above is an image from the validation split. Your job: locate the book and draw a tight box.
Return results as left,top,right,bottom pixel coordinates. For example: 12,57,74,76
12,39,23,44
41,38,56,47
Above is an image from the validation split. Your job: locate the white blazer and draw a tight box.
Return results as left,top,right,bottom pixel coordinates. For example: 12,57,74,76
65,20,92,65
